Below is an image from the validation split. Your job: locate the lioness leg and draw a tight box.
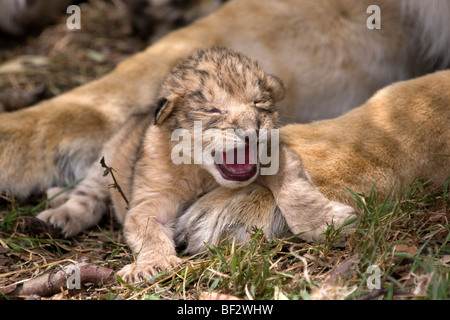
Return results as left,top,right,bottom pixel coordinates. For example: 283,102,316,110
37,114,147,237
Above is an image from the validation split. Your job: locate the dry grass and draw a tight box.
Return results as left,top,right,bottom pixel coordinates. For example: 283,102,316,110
0,179,448,300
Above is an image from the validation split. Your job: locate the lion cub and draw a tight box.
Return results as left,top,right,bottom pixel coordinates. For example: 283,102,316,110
38,48,355,283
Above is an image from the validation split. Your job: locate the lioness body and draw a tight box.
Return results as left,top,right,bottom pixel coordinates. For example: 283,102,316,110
282,72,450,205
1,0,450,199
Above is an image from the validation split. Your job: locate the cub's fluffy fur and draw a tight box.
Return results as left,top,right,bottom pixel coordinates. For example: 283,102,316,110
38,48,355,283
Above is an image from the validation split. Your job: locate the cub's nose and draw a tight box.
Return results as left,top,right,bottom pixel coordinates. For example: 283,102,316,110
228,105,260,130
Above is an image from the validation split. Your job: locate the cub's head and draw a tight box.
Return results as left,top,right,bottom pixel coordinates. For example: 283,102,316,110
153,47,285,188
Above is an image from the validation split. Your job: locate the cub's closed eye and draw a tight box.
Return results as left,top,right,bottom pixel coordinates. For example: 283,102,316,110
253,100,273,113
208,107,222,113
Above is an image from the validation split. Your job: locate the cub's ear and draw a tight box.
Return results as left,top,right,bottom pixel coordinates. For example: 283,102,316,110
154,97,175,125
265,74,285,103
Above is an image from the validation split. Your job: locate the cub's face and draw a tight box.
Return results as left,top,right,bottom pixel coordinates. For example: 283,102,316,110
153,48,285,188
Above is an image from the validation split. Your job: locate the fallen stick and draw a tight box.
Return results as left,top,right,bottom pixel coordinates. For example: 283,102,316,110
1,262,114,297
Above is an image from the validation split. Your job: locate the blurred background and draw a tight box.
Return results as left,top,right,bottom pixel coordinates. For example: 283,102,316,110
0,0,225,112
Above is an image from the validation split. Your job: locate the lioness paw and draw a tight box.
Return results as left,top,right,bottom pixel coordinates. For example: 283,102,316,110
117,255,182,283
329,201,357,226
306,202,356,241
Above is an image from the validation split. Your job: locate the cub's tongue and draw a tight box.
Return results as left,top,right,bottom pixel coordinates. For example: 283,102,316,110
216,144,258,182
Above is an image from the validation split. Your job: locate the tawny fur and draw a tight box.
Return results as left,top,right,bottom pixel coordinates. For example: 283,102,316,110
1,0,450,200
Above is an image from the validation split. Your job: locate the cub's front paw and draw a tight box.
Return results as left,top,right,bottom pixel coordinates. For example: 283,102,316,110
117,255,182,283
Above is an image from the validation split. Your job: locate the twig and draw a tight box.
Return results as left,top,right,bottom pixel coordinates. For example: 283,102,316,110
356,287,409,300
100,156,129,207
1,262,114,297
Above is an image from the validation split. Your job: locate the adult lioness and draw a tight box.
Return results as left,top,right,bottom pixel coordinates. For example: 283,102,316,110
176,70,450,255
38,48,355,283
1,0,449,200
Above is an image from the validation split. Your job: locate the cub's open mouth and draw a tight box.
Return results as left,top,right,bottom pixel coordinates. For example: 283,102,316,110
214,144,258,182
